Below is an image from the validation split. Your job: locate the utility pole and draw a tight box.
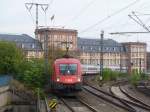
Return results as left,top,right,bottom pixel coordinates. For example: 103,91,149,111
139,58,142,75
44,29,49,76
66,36,70,55
120,46,122,72
25,3,49,38
100,31,104,80
61,37,70,56
25,2,49,60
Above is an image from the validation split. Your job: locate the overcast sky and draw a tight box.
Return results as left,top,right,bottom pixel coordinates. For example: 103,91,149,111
1,0,150,49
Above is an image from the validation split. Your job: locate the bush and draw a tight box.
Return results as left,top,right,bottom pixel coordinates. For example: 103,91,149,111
0,41,51,92
102,68,112,81
130,73,141,85
16,59,49,88
100,68,128,81
141,73,149,80
0,41,23,74
129,69,149,85
111,71,119,80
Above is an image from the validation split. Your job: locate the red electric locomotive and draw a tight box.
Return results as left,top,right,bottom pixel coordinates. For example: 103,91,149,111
50,56,82,93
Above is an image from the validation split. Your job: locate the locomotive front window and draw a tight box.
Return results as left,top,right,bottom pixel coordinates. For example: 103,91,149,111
59,64,77,75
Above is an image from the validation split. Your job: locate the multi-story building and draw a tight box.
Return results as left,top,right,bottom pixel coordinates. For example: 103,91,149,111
147,52,150,72
36,28,77,51
0,34,43,59
77,37,127,72
122,42,147,74
77,38,147,73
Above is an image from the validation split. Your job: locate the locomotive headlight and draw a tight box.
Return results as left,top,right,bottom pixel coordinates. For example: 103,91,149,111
56,77,60,82
77,77,81,82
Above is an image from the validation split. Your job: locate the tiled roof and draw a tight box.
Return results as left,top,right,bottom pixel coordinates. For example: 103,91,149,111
77,37,125,53
0,34,42,51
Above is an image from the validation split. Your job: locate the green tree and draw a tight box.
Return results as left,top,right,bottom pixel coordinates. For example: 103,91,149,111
0,41,23,74
16,59,47,88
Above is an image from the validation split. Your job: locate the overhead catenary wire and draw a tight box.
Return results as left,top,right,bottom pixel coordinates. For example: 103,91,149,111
129,11,150,32
134,11,150,16
68,0,97,22
92,0,150,34
79,0,140,34
64,0,97,28
94,0,150,33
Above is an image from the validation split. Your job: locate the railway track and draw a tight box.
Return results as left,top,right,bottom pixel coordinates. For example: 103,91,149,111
110,86,150,112
120,86,150,108
136,85,150,96
60,96,98,112
83,85,136,112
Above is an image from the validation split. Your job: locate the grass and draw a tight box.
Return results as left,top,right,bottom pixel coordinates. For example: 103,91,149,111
101,68,127,81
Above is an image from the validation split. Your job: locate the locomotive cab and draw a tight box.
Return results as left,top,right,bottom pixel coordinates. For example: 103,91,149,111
51,58,82,92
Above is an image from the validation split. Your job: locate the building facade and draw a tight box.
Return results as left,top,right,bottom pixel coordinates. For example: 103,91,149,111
77,37,127,72
0,34,43,59
122,42,147,74
77,38,147,73
36,28,77,51
147,52,150,72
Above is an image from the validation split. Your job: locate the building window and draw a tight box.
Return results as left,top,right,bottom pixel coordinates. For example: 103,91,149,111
31,44,35,49
113,47,115,51
91,47,93,50
21,44,24,48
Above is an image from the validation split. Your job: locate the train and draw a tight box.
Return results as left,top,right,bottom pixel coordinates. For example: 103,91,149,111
50,55,82,93
82,64,127,75
82,65,100,75
50,55,127,94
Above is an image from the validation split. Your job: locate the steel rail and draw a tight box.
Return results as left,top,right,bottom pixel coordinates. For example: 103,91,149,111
110,85,150,111
60,97,98,112
119,86,150,110
83,85,136,112
109,86,136,112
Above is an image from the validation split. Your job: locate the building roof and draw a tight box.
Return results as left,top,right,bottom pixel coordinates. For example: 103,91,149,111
77,37,125,53
36,27,77,33
0,34,42,51
122,42,146,46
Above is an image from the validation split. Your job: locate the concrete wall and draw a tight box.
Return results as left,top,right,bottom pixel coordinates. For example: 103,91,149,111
0,86,11,107
0,86,37,112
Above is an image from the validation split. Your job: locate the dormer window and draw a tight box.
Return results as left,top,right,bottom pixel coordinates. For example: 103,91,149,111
32,44,35,49
113,47,115,51
21,44,24,48
91,47,93,50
